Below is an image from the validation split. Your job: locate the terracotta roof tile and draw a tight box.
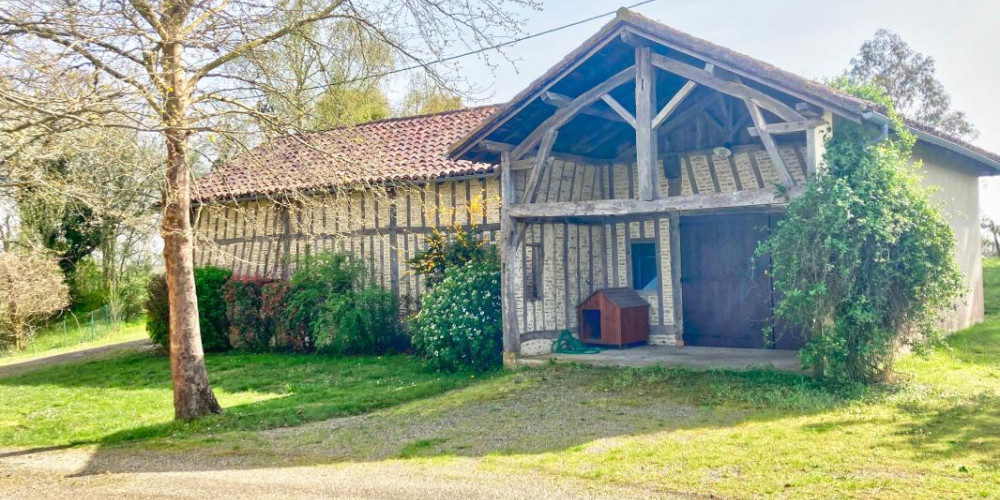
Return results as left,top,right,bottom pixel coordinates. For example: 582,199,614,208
195,106,499,201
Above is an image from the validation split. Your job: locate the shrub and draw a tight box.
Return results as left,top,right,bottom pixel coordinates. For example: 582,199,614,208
759,84,963,384
223,276,276,352
411,249,502,372
0,251,71,351
408,225,490,287
147,266,233,350
280,252,404,355
145,274,170,348
316,285,403,356
193,266,232,351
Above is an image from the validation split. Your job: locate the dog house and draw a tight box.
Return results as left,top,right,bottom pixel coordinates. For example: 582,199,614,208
577,288,650,347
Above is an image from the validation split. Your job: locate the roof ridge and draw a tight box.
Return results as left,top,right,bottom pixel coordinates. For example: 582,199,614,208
301,104,500,136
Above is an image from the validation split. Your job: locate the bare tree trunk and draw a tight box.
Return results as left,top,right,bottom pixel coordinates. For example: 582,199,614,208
993,232,999,257
162,33,221,420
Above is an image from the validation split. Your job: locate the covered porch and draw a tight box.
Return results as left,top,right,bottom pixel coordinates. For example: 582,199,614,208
450,9,847,364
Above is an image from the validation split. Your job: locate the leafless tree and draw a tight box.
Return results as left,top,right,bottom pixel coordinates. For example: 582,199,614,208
0,0,535,419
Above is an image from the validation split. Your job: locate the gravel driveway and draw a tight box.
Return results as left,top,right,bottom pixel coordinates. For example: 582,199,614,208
0,446,695,499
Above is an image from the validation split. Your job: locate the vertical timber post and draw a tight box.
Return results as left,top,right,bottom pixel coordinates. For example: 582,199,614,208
635,45,658,201
805,111,833,177
500,151,521,367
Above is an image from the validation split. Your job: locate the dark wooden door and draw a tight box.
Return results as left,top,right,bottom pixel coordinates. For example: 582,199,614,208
680,213,776,348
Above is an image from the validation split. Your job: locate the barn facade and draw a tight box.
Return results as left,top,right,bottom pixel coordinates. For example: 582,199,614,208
194,9,999,362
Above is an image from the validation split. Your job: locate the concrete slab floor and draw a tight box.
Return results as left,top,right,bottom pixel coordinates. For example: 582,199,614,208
519,345,806,373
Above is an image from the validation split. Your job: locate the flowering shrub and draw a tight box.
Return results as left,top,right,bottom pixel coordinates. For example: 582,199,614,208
411,250,501,372
408,224,490,287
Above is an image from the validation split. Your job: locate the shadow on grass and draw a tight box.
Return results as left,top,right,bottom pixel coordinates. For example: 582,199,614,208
3,325,998,478
65,361,874,476
894,391,1000,467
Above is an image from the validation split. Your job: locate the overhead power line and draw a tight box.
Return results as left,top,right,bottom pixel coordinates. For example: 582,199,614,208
298,0,660,93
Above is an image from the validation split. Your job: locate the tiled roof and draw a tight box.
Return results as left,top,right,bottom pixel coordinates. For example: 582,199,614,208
195,106,499,201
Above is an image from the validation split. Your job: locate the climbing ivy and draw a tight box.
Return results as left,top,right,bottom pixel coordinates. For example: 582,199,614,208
759,84,964,384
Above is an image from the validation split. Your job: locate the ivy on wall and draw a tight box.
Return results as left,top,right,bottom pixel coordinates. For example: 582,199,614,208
760,84,964,384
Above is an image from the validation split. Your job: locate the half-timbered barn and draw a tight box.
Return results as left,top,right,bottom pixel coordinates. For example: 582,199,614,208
194,8,999,363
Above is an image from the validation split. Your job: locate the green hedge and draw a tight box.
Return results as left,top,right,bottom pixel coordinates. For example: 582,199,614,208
144,267,233,351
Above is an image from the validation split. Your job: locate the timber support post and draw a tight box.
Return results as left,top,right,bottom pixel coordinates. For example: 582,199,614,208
634,45,658,201
805,111,833,176
499,151,521,366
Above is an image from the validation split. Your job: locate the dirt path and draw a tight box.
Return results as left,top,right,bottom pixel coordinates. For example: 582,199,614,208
0,446,694,500
0,339,153,379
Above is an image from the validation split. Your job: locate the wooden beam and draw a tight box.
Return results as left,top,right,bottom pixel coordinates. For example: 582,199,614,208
658,90,717,135
499,151,520,361
747,118,828,136
511,65,636,160
542,91,629,125
653,80,697,129
744,100,795,186
508,185,803,219
521,128,558,204
805,111,834,176
635,46,658,201
480,139,512,152
600,94,636,127
795,102,823,118
650,53,806,122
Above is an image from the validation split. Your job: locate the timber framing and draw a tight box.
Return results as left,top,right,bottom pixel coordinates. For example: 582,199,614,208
507,186,803,219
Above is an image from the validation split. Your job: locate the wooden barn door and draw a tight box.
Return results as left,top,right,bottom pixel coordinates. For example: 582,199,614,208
680,213,797,349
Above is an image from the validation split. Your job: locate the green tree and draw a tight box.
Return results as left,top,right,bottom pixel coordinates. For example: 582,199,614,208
843,29,977,140
1,0,533,419
398,74,464,117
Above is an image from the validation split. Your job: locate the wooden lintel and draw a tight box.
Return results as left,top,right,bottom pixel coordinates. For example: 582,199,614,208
650,53,806,123
542,91,629,125
600,94,637,127
513,65,636,160
652,80,696,129
744,100,794,186
508,186,803,219
747,118,827,137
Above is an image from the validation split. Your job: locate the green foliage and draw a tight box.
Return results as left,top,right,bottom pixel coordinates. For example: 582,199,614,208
194,267,233,351
759,84,963,384
70,258,107,313
146,267,233,351
411,250,502,373
316,285,403,356
144,275,170,349
223,276,278,352
408,225,491,287
281,252,404,355
843,29,977,140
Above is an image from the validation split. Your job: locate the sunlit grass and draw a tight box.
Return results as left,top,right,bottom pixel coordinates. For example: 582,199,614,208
0,321,147,367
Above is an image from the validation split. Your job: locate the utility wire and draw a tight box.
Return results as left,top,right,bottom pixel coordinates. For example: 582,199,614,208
296,0,660,93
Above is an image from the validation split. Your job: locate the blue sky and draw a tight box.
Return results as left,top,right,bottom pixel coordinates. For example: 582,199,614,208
441,0,1000,221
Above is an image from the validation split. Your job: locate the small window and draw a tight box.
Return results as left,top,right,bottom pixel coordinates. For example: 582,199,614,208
524,244,542,300
631,241,658,291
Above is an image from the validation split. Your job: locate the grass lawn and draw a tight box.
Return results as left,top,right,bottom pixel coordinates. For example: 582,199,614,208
0,320,147,367
0,258,998,499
